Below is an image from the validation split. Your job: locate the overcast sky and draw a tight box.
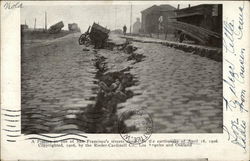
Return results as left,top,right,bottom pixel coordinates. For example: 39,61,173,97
21,2,202,32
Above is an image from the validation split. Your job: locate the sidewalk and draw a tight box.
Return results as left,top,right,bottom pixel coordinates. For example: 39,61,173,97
121,35,222,61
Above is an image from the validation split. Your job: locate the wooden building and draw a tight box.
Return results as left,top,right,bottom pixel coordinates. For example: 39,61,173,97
173,4,222,34
141,5,176,34
68,23,81,32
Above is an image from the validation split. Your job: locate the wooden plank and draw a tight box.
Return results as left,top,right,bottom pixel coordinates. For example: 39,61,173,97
168,21,221,44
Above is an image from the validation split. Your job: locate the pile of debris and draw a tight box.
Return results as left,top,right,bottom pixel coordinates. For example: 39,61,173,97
76,50,138,132
77,26,147,132
48,21,64,34
123,43,146,63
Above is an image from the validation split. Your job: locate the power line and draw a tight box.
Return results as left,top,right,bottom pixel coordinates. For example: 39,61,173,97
114,6,117,29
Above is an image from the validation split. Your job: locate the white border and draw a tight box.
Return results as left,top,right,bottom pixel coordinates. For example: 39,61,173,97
1,1,249,161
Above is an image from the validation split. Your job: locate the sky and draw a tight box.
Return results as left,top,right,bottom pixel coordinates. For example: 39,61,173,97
21,2,201,32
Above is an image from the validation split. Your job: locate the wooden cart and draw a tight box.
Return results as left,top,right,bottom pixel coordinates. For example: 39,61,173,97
79,23,110,48
48,21,64,34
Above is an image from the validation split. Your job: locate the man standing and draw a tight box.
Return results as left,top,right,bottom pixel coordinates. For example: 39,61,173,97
123,25,127,35
158,16,164,38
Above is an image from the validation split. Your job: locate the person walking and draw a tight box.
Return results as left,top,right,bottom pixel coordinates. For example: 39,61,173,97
123,25,127,35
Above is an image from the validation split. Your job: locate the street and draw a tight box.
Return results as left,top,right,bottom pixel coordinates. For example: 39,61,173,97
118,42,222,133
21,33,222,133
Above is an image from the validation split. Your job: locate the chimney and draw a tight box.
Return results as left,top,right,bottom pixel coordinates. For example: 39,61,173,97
177,4,180,10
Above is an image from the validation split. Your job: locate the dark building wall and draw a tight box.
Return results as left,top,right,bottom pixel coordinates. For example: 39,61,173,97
141,12,157,33
146,13,161,33
175,4,222,34
141,5,176,34
173,4,222,46
142,12,176,33
141,14,146,32
212,4,222,34
160,11,176,33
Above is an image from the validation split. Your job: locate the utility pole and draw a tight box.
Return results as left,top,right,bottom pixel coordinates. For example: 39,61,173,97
34,18,36,30
114,6,117,30
45,11,47,31
130,3,132,34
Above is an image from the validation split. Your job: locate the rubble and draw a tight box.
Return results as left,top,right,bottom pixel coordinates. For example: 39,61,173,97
82,48,90,51
76,37,146,133
127,52,146,63
124,44,136,54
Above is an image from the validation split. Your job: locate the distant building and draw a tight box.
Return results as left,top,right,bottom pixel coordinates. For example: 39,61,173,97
133,18,141,34
172,4,222,34
141,5,176,34
68,23,81,32
111,29,123,34
21,24,28,30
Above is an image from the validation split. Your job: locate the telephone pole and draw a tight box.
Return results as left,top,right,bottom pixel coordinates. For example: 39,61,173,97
130,3,132,33
45,11,47,31
114,6,117,30
34,18,36,30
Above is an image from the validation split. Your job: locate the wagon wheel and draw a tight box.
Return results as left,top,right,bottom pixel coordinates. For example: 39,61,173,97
79,33,88,45
177,31,187,43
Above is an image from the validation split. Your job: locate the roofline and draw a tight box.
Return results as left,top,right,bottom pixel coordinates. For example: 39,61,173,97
141,5,157,13
141,4,176,13
174,4,217,12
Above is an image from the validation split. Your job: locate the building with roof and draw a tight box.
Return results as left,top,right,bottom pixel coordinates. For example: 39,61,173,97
170,4,222,46
141,4,176,34
133,18,141,34
68,23,81,32
172,4,222,34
